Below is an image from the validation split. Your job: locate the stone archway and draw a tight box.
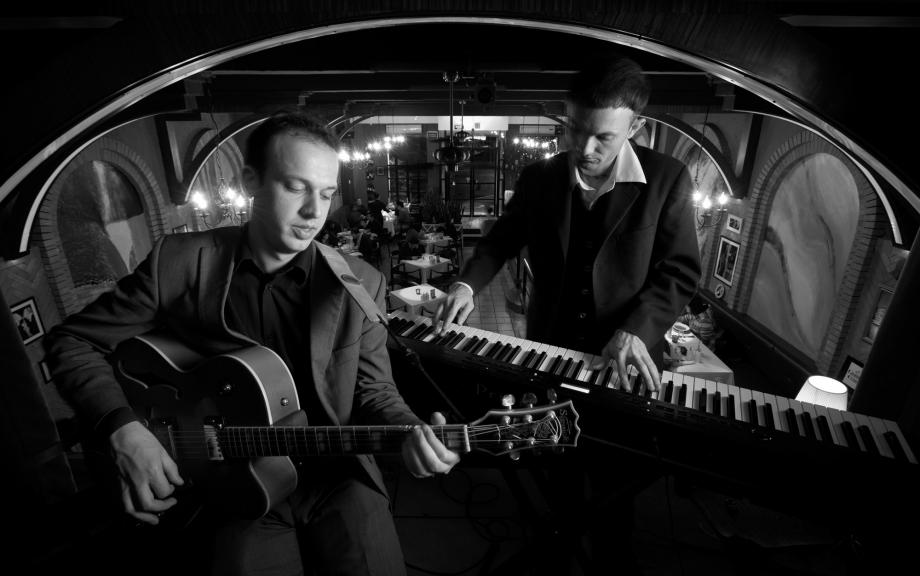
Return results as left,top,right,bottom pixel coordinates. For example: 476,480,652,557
736,130,883,373
37,137,169,317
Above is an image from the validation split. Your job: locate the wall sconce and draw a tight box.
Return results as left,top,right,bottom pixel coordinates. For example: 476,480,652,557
690,103,728,229
692,189,729,229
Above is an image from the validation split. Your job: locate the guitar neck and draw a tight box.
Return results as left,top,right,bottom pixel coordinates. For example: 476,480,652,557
216,424,470,458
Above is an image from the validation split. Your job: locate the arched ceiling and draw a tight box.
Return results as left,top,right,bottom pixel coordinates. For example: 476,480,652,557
1,1,919,256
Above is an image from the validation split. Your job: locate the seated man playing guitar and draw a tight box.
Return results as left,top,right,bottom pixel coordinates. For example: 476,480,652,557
45,111,459,576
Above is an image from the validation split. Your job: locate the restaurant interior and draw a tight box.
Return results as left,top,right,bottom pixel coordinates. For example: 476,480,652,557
3,2,920,574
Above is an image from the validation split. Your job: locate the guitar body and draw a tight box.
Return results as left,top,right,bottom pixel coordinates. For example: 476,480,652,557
112,333,302,519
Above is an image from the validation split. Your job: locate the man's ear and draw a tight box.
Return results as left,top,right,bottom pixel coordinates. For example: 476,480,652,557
629,117,646,138
241,166,259,197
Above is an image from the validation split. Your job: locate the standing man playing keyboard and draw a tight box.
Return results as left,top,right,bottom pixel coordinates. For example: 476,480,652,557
435,56,701,574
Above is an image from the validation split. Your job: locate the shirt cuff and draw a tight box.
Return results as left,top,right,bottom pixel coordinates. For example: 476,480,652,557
95,407,140,441
450,281,474,296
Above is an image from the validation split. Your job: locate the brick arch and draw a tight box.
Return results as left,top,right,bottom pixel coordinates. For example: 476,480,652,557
37,137,169,317
734,130,883,373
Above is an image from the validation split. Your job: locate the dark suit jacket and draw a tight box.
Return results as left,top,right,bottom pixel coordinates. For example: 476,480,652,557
45,226,422,495
459,146,701,352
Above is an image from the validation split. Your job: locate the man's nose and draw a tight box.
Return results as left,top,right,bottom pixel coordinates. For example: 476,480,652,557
577,135,597,155
299,193,320,218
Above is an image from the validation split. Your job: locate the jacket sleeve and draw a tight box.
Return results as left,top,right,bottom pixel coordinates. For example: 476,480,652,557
457,167,532,294
351,270,425,426
619,164,702,347
43,237,166,438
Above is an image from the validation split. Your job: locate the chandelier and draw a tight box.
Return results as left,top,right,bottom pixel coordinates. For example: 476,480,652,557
690,104,728,229
191,79,251,229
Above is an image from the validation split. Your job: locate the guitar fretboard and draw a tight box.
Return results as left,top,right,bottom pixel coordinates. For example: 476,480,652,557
216,424,470,458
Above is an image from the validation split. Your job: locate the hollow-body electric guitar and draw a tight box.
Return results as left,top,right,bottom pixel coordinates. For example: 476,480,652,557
110,332,580,520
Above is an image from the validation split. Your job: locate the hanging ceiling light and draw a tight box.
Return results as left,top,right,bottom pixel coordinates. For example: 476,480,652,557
192,79,250,229
434,71,470,170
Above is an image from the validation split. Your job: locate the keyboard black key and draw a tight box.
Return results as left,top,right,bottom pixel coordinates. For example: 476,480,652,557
884,431,908,462
747,399,759,426
726,395,735,420
840,420,860,450
471,339,489,355
558,358,573,378
518,349,534,367
816,415,834,444
569,360,584,381
531,352,547,371
677,384,687,407
858,425,879,456
785,408,799,436
696,389,707,412
763,403,775,430
713,391,721,417
461,336,479,352
800,411,817,440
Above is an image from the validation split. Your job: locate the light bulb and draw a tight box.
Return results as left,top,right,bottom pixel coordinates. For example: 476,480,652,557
702,196,712,210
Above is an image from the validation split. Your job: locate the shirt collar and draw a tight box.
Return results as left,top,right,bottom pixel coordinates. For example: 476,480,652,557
570,140,647,196
236,226,313,286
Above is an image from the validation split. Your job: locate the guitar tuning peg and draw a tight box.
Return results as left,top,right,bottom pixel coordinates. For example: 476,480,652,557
546,389,558,403
501,394,515,408
522,392,537,407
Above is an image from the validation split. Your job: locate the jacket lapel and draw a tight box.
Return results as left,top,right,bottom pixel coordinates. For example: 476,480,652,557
600,182,642,246
197,228,256,350
309,251,345,424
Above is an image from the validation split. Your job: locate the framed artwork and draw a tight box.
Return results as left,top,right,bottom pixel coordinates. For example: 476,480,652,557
726,214,743,234
714,237,740,286
173,224,188,234
11,298,45,345
39,360,52,383
376,166,385,176
839,356,864,389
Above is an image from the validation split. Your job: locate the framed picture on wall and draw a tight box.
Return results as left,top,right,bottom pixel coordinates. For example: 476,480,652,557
839,356,863,389
376,166,385,176
726,214,743,233
714,237,740,286
11,297,45,345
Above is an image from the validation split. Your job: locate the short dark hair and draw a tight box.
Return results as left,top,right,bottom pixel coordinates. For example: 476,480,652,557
245,110,338,178
568,57,650,116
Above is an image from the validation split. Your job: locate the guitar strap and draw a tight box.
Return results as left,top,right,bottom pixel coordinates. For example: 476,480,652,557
315,243,389,325
314,242,465,421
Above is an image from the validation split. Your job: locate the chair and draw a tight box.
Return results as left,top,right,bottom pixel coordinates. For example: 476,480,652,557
427,259,459,290
388,249,422,290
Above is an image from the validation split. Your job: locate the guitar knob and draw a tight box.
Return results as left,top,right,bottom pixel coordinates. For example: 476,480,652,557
501,394,515,408
509,452,521,461
546,389,557,403
522,392,537,407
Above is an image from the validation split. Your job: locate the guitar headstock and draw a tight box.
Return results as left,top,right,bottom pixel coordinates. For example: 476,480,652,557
467,392,580,458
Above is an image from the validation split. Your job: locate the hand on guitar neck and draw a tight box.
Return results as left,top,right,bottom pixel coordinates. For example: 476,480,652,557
109,420,185,526
402,411,460,479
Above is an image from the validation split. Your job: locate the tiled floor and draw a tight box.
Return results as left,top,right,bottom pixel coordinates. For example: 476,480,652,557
380,243,852,575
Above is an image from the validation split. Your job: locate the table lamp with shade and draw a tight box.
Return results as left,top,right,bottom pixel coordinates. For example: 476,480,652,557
796,375,849,410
